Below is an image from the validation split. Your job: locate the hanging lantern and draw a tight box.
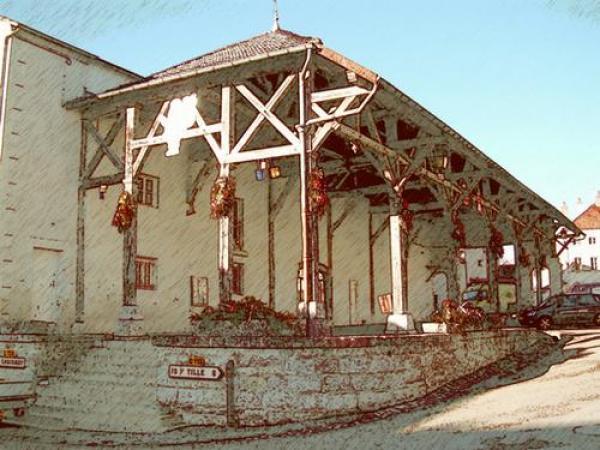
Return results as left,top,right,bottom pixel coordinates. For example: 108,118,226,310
269,164,282,179
255,160,267,181
99,184,108,200
427,144,449,174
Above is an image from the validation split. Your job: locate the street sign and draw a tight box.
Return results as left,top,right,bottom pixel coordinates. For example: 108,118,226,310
0,357,26,369
168,364,223,381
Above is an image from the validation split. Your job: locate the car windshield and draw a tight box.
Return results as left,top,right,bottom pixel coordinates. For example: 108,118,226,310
537,297,559,308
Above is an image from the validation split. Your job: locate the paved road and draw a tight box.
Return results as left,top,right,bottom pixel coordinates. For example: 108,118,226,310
3,330,600,449
219,329,600,450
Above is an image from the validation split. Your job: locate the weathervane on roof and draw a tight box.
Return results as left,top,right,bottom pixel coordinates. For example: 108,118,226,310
272,0,281,31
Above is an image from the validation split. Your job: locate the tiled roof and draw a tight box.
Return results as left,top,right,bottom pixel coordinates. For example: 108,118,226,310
148,28,320,79
574,204,600,230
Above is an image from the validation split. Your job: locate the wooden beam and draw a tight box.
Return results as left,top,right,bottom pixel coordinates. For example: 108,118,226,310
132,101,169,176
236,82,300,148
311,85,369,103
85,120,125,172
186,160,213,214
232,74,295,154
83,114,123,180
83,173,124,190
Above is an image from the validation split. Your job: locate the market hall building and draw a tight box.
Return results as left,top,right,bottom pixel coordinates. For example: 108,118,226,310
0,16,581,336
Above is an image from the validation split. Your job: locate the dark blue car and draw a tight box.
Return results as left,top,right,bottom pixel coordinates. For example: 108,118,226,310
518,293,600,330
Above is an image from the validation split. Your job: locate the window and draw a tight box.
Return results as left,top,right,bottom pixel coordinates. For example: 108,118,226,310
592,257,598,270
577,294,598,307
574,257,582,269
136,256,157,290
231,262,244,296
590,237,597,245
136,174,159,208
233,197,244,252
190,276,209,306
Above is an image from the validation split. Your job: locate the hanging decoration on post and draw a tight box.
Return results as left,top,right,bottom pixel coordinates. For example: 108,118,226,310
210,176,236,219
309,168,329,217
111,191,136,233
400,199,413,233
518,245,531,267
451,211,467,248
488,224,504,259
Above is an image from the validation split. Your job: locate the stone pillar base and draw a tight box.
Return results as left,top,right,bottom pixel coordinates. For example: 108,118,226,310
117,305,144,336
385,312,416,334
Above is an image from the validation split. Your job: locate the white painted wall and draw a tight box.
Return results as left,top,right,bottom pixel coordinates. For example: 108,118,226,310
0,23,137,326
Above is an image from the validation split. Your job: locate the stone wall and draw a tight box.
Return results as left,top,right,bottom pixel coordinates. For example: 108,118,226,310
154,330,556,427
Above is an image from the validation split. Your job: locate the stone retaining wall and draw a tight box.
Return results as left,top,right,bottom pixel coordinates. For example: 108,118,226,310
153,330,557,427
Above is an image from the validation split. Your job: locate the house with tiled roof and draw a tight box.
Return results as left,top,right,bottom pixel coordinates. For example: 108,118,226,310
560,193,600,272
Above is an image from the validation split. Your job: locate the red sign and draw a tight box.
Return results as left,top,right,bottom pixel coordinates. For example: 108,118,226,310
168,364,223,381
0,357,26,369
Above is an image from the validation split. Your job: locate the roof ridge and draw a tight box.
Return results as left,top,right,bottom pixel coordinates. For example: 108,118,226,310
146,28,320,80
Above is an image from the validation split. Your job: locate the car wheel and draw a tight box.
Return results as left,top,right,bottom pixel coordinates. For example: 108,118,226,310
593,314,600,328
537,316,553,330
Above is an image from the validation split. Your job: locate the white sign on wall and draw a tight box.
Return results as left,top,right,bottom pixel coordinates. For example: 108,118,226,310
0,357,26,369
168,364,223,381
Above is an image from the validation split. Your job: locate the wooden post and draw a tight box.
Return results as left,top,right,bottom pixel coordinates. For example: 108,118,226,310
533,236,542,306
298,49,321,337
389,212,404,314
487,246,499,311
122,107,138,309
386,197,415,332
368,212,375,316
219,86,234,304
75,121,87,325
513,241,523,307
268,177,276,309
326,203,333,320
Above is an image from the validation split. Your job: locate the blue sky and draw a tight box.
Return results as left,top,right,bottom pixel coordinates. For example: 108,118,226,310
1,0,598,217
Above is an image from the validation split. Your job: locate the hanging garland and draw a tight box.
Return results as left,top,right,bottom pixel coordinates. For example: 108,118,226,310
210,176,236,219
451,211,467,248
400,199,414,233
111,191,136,233
309,168,329,218
518,245,531,267
488,224,504,259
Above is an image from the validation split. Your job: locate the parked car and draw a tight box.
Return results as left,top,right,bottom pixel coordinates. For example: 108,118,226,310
517,293,600,330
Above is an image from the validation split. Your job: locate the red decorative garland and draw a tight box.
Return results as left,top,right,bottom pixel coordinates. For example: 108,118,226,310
111,191,136,233
518,246,531,267
488,224,504,258
310,168,329,218
451,211,467,248
210,176,236,219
